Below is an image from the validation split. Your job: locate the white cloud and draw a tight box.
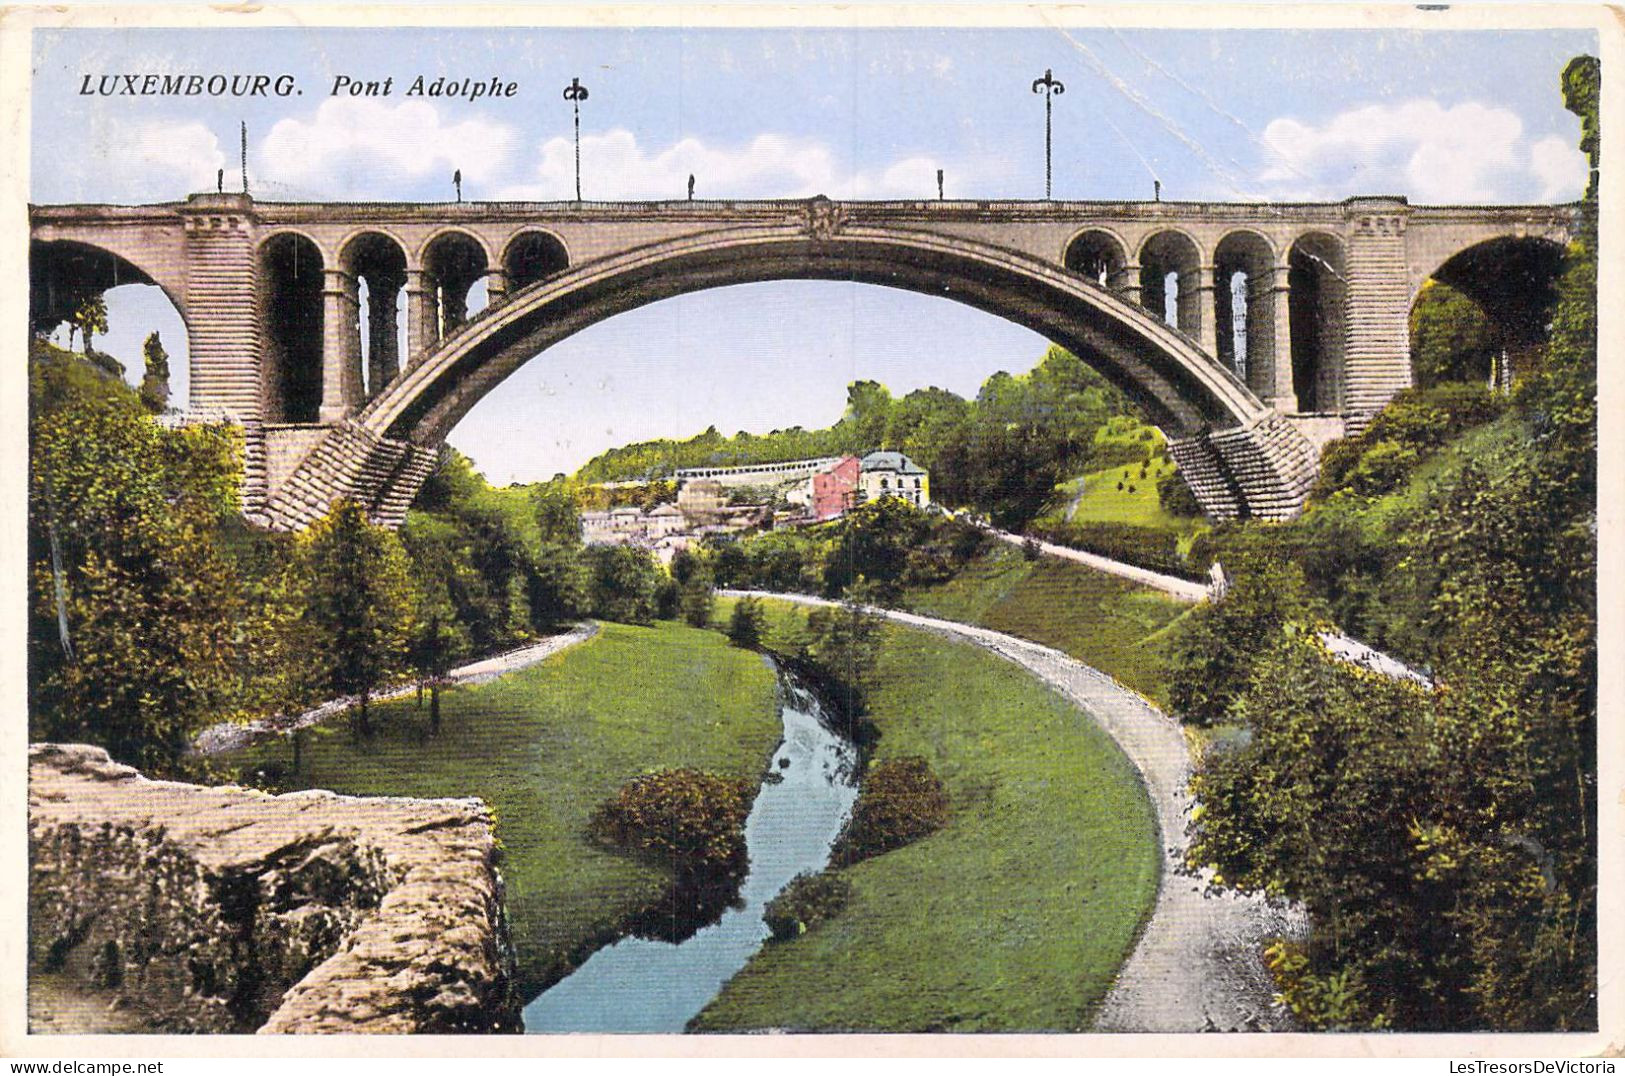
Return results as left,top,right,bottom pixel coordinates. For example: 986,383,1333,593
1258,99,1583,204
77,119,225,201
257,98,518,199
1529,135,1588,201
498,129,959,202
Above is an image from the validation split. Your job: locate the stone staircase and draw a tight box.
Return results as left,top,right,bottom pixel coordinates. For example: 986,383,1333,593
257,419,437,530
1167,412,1321,521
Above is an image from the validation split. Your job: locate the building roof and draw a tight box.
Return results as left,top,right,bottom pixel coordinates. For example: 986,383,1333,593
860,450,926,474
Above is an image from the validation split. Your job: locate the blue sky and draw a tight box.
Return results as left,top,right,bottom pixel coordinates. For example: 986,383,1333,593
32,25,1596,481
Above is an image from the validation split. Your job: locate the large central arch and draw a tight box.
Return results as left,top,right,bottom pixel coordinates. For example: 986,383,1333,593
262,211,1317,529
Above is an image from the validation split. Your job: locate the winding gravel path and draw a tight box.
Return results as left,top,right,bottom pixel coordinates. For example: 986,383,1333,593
722,589,1305,1032
193,622,599,756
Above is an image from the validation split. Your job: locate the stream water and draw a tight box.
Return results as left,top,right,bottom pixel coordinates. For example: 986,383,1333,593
522,666,859,1033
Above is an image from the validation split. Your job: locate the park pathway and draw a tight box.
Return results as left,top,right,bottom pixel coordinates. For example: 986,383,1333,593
721,589,1305,1033
987,527,1212,602
193,622,599,755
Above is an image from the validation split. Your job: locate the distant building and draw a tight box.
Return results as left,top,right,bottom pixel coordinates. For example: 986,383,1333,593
859,450,929,508
676,477,726,524
580,502,685,547
812,455,861,521
674,457,844,488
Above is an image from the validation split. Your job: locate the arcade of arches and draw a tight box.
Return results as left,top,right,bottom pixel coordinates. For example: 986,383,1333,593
28,194,1574,529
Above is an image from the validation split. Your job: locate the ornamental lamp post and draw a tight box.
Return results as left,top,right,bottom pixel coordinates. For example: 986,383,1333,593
563,77,590,201
1031,68,1065,200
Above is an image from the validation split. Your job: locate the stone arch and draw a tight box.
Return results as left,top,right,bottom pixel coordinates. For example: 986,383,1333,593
1411,235,1566,388
375,229,1267,445
1063,228,1129,290
421,230,491,341
1138,229,1203,337
1212,230,1278,396
29,238,194,406
340,231,409,399
503,230,571,291
259,232,326,423
1287,231,1347,413
266,225,1326,531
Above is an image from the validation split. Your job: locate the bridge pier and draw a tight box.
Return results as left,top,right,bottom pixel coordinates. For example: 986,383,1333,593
486,267,510,306
405,269,436,367
1342,200,1413,422
1195,264,1220,359
1267,262,1297,411
319,268,362,423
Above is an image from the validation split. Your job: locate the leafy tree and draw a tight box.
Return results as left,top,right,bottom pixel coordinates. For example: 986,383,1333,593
1165,547,1325,725
726,596,768,649
584,544,663,625
1157,469,1204,517
298,500,418,737
799,602,884,721
67,294,107,354
678,570,716,628
138,331,170,413
526,543,592,630
832,755,950,865
1410,281,1497,389
408,612,468,735
590,769,755,886
28,342,243,770
529,478,581,544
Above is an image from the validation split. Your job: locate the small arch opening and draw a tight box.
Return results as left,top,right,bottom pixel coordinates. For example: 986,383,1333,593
1139,231,1201,337
1064,230,1127,290
423,232,490,341
1213,231,1276,392
260,233,326,423
342,233,408,400
1288,232,1347,412
30,240,192,409
1412,236,1566,390
504,231,570,292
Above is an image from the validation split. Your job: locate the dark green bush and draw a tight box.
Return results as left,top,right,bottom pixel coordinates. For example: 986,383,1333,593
590,769,754,882
1157,470,1204,518
833,755,949,864
763,871,853,941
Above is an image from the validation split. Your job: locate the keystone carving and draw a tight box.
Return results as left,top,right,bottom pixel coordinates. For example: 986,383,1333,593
803,196,846,241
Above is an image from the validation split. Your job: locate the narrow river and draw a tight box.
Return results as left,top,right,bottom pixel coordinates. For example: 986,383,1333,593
523,666,859,1033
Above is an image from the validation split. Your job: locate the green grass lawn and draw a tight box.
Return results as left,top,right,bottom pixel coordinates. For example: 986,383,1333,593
220,620,781,1000
693,599,1161,1032
899,544,1192,708
1032,458,1207,561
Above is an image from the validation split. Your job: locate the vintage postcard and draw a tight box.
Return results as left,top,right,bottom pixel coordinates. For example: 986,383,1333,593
0,2,1618,1060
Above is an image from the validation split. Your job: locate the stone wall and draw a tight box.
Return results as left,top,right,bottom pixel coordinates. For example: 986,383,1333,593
27,743,521,1034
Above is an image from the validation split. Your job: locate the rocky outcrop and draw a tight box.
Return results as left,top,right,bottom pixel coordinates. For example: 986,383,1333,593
28,743,520,1034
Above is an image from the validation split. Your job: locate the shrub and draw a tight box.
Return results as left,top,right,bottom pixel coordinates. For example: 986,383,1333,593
1158,470,1204,518
763,871,853,941
727,596,767,649
679,574,715,628
833,755,950,864
1027,520,1198,581
590,769,755,883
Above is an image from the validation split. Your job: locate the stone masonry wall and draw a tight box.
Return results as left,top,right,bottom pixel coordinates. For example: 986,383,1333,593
28,744,521,1034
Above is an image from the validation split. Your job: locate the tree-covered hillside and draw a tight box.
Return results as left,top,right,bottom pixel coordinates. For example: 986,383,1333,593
574,346,1154,529
1171,55,1598,1031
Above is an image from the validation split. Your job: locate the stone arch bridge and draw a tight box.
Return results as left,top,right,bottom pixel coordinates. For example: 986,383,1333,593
29,193,1573,529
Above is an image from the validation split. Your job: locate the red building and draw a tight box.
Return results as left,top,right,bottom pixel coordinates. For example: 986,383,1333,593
811,455,861,521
